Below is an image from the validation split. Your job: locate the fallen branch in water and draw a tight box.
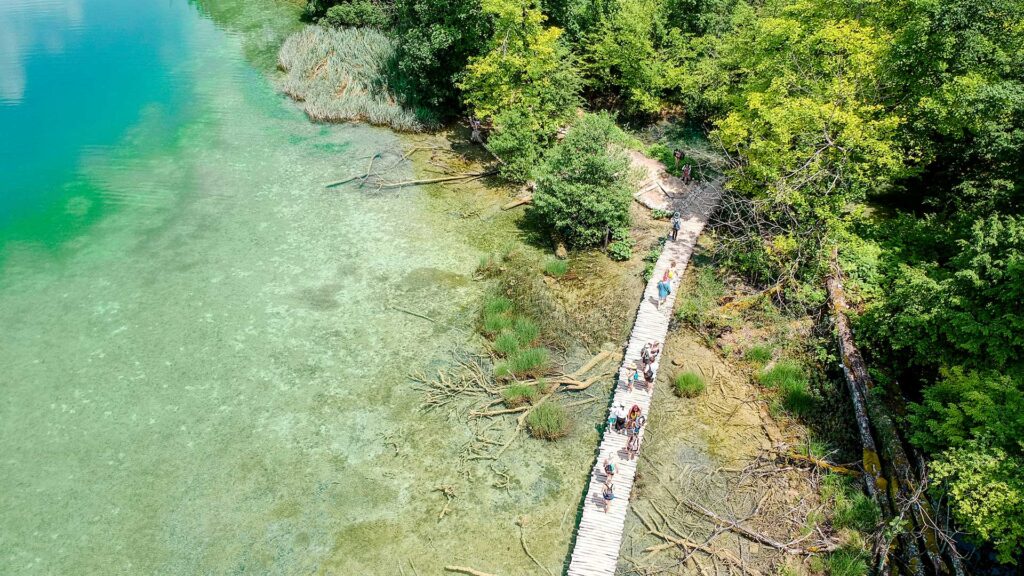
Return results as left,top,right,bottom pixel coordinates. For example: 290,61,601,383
634,509,764,576
679,498,837,554
389,305,437,323
444,566,497,576
378,170,497,189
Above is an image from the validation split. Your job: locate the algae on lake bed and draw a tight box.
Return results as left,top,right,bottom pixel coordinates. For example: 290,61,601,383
0,1,610,574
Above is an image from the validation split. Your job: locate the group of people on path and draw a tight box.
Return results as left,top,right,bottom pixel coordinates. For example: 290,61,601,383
672,148,693,184
626,340,661,393
598,338,663,512
595,171,687,514
656,260,678,310
598,404,649,512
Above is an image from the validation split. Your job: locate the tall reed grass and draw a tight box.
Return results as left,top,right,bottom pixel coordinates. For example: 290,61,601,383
277,26,424,132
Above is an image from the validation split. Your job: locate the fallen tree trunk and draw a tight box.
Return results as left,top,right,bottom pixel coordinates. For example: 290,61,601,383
829,252,956,576
501,194,533,210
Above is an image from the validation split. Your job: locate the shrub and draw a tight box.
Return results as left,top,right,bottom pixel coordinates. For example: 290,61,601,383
493,332,521,356
608,238,634,261
543,259,569,278
489,106,546,183
746,344,773,365
527,403,571,440
931,439,1024,563
512,317,540,346
321,0,391,28
673,371,706,398
502,383,539,407
651,208,673,219
532,113,634,249
758,360,814,417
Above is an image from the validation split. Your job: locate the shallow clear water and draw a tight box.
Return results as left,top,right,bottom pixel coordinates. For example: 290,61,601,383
0,1,598,573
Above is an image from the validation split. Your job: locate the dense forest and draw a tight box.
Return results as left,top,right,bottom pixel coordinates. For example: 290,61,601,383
300,0,1023,569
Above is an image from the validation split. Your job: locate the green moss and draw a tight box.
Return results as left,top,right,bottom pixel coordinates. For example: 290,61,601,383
527,403,570,440
502,383,538,407
673,371,706,398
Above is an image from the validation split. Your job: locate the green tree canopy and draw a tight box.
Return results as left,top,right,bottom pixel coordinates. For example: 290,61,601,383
531,113,633,248
459,0,582,134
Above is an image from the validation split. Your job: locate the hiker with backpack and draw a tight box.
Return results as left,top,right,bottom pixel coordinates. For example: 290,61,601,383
671,211,681,241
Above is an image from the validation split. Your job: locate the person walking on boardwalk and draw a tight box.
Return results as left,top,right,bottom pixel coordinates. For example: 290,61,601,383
682,163,692,184
656,277,671,309
642,362,656,390
611,402,628,433
601,478,615,512
627,361,642,392
603,452,619,478
670,211,681,241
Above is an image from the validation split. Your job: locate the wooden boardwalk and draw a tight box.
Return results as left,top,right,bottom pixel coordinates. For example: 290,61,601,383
566,173,721,576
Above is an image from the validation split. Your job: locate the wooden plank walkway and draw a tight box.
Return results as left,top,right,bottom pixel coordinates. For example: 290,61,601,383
566,175,721,576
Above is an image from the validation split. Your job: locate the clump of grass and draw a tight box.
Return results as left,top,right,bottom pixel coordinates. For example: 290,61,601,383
673,371,706,398
825,548,870,576
758,360,814,417
822,474,880,532
511,317,540,345
496,347,549,378
484,296,513,316
277,26,426,131
651,208,673,219
483,313,513,336
543,259,569,278
493,332,521,356
502,383,538,407
746,344,773,365
527,403,570,440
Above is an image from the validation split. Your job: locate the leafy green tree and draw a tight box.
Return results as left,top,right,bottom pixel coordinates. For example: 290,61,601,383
861,215,1024,370
392,0,491,110
531,113,633,248
931,439,1024,563
488,106,547,183
583,0,688,115
710,5,905,222
880,0,1024,216
541,0,609,40
459,0,582,134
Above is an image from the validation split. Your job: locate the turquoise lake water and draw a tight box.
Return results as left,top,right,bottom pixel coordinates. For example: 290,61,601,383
0,1,599,573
